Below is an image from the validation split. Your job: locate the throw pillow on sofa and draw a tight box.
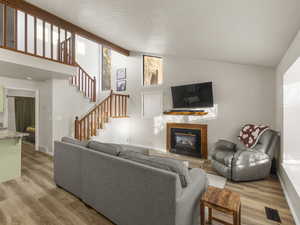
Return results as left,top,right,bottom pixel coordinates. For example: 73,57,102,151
88,141,123,156
119,150,190,187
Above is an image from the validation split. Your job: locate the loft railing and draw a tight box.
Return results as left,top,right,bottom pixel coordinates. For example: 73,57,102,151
71,62,96,102
59,37,75,65
0,1,75,65
75,91,130,140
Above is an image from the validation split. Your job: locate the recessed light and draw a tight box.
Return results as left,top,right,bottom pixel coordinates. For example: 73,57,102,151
26,77,32,80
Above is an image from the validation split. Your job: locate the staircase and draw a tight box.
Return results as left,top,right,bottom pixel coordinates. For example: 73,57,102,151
66,45,129,141
0,0,130,142
70,62,97,102
74,90,129,141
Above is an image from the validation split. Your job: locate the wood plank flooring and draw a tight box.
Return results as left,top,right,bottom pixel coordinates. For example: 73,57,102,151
0,143,296,225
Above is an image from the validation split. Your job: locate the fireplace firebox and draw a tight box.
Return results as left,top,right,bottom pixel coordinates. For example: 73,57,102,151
171,128,201,157
167,123,207,159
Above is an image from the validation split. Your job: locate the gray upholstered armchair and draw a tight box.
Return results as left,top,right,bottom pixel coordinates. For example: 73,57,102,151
211,129,279,181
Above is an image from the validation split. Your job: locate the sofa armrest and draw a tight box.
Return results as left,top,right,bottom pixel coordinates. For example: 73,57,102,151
54,141,88,197
175,168,208,225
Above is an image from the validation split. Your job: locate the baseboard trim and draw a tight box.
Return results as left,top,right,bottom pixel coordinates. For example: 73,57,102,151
39,150,54,159
38,145,54,156
278,168,300,225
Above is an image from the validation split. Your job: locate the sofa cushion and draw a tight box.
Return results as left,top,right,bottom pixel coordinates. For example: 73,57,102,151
119,144,149,155
119,151,190,187
61,137,88,147
88,141,122,156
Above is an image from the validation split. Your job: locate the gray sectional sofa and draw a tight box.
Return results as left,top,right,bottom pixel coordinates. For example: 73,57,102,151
54,137,208,225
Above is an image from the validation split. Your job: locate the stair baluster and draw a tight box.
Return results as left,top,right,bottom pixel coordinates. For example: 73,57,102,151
75,91,129,141
71,63,96,102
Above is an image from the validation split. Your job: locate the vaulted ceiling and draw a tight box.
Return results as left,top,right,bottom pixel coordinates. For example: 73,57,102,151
27,0,300,67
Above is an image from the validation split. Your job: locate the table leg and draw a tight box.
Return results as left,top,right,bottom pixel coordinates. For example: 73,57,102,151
200,202,205,225
233,211,239,225
208,208,212,224
239,204,241,225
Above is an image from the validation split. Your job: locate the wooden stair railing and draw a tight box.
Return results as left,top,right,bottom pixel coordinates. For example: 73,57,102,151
75,91,130,141
59,37,75,65
71,63,96,102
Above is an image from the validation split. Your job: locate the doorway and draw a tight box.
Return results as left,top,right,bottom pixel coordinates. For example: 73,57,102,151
6,89,37,149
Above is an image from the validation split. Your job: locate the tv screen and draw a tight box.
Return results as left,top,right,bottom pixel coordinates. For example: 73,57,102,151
171,82,214,108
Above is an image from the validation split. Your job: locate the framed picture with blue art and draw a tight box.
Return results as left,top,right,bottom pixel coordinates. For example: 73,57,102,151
116,79,126,92
116,68,127,91
116,68,126,80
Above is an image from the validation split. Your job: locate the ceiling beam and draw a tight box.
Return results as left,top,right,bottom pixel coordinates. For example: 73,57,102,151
5,0,130,56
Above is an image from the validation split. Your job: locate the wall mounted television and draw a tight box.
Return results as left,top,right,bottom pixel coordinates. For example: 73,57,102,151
171,82,214,108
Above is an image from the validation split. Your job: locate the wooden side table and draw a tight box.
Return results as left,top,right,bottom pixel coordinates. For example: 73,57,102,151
200,186,241,225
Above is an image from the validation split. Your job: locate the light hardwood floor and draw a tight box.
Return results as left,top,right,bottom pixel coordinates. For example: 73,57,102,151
0,143,296,225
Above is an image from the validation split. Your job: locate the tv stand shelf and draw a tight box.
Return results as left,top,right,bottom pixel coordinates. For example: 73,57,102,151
163,111,208,116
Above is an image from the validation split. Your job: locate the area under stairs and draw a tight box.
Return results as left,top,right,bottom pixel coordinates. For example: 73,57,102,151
70,64,129,140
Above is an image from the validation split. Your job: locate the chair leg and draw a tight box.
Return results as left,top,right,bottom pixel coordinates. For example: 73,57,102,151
200,202,205,225
239,204,242,225
208,208,212,224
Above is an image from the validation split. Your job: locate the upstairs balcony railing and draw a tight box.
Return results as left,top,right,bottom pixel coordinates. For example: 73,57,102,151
0,0,75,65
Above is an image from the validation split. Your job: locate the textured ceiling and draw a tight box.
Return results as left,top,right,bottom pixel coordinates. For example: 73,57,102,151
27,0,300,67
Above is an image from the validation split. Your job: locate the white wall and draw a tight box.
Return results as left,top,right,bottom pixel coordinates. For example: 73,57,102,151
75,35,101,94
282,58,300,163
36,77,96,155
38,80,53,153
276,31,300,161
51,79,94,153
6,89,36,98
95,52,276,154
276,30,300,225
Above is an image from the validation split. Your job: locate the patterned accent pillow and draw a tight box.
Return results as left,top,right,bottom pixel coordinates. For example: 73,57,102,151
238,124,269,148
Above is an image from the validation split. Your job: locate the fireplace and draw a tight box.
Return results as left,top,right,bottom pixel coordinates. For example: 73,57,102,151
167,123,207,159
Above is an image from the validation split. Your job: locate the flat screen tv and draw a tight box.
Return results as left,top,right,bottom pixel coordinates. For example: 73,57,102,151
171,82,214,108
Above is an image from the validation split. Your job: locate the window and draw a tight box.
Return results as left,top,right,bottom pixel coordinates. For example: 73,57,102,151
143,55,163,86
102,47,112,91
76,41,86,56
